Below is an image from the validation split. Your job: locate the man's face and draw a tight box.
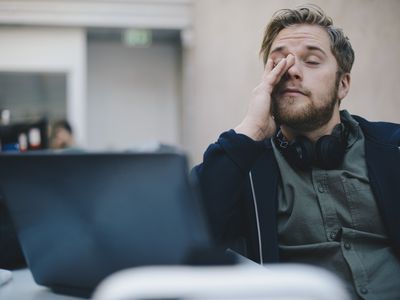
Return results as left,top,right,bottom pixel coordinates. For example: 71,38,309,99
269,24,344,132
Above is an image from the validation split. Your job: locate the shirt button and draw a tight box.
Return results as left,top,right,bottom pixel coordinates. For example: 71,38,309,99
329,232,337,240
344,242,351,250
360,287,368,294
317,184,324,193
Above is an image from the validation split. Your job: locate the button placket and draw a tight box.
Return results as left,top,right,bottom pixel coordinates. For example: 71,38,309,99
317,183,325,193
344,242,351,250
312,171,340,242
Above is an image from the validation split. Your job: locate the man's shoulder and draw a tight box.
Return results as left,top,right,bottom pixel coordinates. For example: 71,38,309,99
352,114,400,145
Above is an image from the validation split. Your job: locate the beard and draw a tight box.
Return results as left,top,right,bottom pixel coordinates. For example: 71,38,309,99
271,74,340,132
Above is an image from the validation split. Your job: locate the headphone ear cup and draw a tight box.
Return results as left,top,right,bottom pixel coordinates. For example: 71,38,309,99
315,135,346,169
287,136,314,171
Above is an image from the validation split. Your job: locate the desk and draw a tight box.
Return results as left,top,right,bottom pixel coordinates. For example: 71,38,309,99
0,269,84,300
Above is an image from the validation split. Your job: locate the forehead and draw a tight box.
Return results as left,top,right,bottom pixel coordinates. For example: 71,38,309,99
270,24,331,55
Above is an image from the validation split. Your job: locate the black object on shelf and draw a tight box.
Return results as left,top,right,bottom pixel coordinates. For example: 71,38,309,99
0,118,48,152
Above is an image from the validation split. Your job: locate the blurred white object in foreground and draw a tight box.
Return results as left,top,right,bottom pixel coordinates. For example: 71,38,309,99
0,269,12,287
93,264,350,300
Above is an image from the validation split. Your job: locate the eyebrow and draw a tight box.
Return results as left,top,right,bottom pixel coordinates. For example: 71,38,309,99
269,45,327,56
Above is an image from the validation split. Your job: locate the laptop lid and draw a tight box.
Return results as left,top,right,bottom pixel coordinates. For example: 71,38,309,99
0,152,212,294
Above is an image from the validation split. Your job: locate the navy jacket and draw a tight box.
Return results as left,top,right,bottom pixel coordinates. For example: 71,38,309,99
194,115,400,264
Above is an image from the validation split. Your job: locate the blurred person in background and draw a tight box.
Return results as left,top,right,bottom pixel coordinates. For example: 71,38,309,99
50,119,75,149
193,4,400,299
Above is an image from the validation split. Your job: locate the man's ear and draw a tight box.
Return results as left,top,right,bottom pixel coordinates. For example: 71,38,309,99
338,73,351,101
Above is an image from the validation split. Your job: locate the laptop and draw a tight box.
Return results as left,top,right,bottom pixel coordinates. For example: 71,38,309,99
0,151,216,296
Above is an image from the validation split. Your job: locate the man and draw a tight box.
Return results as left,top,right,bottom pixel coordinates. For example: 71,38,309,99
50,119,75,149
193,4,400,299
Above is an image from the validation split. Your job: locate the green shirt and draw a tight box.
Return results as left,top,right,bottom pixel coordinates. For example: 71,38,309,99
272,110,400,299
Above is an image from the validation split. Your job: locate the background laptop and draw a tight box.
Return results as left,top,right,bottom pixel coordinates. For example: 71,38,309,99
0,151,214,296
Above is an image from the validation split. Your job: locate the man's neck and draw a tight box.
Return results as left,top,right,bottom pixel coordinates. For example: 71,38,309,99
280,110,341,143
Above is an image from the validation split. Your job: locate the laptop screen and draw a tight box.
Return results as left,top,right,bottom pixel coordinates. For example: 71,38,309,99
0,152,212,294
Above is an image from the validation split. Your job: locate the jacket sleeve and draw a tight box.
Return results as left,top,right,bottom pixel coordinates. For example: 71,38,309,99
191,130,267,246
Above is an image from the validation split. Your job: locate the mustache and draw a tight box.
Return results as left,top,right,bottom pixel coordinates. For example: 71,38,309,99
272,76,311,97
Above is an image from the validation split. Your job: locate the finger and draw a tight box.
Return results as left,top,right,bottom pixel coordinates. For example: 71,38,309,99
285,53,295,68
262,58,274,81
265,58,274,72
266,57,288,85
269,54,295,85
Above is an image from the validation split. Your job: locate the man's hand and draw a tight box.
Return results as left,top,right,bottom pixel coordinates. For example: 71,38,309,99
235,54,295,141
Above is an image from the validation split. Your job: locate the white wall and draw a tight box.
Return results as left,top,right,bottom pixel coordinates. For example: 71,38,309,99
87,41,181,150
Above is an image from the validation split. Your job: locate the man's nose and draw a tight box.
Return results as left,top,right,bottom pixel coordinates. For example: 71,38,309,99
286,56,302,80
